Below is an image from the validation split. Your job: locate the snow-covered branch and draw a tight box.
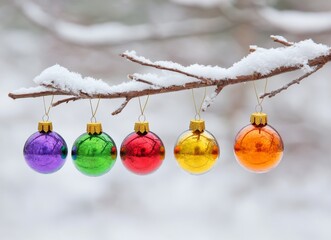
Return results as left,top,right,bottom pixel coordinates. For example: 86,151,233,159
13,0,331,48
14,0,230,46
174,0,331,35
259,8,331,34
170,0,230,8
8,36,331,115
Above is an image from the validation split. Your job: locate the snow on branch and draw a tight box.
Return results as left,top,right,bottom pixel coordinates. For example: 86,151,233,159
8,36,331,115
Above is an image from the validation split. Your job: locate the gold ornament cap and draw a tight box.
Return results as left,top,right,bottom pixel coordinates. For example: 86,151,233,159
87,122,102,134
134,121,149,134
250,112,268,126
38,121,53,133
189,119,205,132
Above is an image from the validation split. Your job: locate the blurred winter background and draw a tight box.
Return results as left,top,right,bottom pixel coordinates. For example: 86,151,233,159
1,0,331,239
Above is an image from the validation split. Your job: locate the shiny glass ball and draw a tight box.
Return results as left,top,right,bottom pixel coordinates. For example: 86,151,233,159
234,124,284,173
120,131,165,175
23,131,68,174
71,132,117,176
174,130,219,175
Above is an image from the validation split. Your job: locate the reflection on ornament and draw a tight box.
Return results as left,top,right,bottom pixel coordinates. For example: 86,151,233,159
174,120,219,175
234,112,284,173
23,121,67,174
71,123,117,176
120,122,165,175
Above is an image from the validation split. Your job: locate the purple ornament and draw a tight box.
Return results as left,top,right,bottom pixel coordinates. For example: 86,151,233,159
23,131,68,174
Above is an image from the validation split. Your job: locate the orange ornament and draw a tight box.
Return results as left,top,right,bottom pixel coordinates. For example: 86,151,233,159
233,112,284,173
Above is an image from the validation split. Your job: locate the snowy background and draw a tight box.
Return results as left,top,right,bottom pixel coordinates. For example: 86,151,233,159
1,0,331,239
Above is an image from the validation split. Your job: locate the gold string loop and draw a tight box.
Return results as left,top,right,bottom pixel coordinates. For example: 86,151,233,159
138,95,150,122
89,99,101,123
42,95,54,122
192,88,207,120
253,78,268,113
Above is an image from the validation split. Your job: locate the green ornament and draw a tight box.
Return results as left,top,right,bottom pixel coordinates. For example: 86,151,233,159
72,124,117,176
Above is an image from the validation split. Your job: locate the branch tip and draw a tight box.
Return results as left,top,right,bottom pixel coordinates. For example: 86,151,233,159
270,35,293,46
112,98,131,115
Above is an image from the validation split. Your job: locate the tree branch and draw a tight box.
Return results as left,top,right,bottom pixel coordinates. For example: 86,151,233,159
8,36,331,114
261,64,325,99
14,0,231,47
259,7,331,35
13,0,331,48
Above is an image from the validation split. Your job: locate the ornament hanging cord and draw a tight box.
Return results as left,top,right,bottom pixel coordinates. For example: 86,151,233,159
42,95,54,121
138,95,150,122
89,99,101,122
192,88,207,120
253,78,268,112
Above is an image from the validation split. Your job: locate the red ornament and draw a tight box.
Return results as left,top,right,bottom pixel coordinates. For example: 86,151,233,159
120,122,165,175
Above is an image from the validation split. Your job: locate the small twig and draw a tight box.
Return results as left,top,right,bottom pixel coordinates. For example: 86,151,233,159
270,35,293,46
214,83,225,96
52,97,81,107
261,64,324,99
133,78,155,86
120,53,213,84
8,90,71,99
128,74,165,88
249,45,258,53
202,84,225,111
8,91,53,99
111,97,131,115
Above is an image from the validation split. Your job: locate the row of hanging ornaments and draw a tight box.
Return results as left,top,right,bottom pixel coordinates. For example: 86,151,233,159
23,81,284,176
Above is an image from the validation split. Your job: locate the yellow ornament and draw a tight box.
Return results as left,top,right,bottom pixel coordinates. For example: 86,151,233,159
174,119,219,174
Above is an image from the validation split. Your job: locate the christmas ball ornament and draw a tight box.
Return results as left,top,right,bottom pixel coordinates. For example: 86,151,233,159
120,121,165,175
234,112,284,173
23,121,68,174
71,122,117,176
174,120,219,174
